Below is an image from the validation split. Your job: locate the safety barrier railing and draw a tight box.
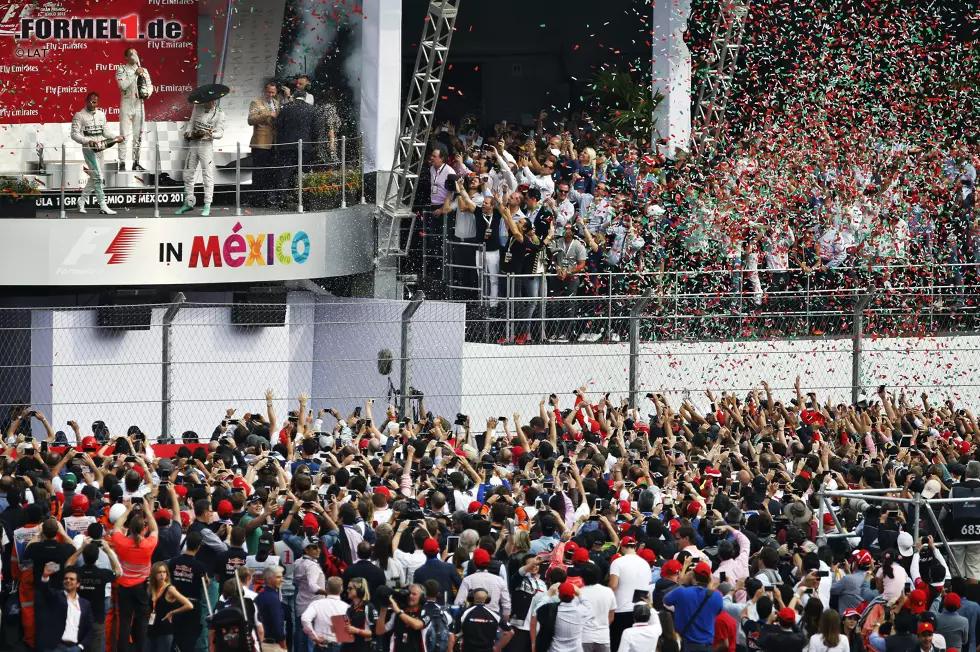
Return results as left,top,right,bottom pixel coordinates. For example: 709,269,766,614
434,260,980,344
816,485,980,578
0,136,366,218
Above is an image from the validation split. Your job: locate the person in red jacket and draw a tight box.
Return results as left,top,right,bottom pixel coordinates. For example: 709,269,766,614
10,504,43,649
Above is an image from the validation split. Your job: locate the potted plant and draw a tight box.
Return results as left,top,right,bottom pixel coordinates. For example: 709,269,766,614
302,168,362,211
0,176,40,218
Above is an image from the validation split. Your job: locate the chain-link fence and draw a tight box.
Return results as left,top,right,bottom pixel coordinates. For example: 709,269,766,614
3,291,980,443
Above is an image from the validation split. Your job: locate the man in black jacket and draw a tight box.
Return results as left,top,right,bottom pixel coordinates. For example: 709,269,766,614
37,568,94,652
272,91,317,207
759,607,808,652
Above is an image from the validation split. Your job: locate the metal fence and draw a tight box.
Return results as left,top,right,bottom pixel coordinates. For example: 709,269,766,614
4,292,980,444
439,246,980,344
0,135,365,217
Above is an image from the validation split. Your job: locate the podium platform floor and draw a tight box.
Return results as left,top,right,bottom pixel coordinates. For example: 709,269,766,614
36,205,293,219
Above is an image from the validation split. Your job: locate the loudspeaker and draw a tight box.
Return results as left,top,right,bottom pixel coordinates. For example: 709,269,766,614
378,349,393,376
231,287,287,327
97,290,155,331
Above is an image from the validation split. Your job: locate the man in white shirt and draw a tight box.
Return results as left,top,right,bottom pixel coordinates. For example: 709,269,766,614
295,75,315,104
579,562,617,652
372,487,393,525
619,602,663,652
609,537,655,650
301,576,348,647
517,155,555,200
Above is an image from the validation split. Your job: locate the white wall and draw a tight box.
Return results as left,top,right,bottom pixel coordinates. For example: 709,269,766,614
458,335,980,419
34,308,164,443
168,298,314,437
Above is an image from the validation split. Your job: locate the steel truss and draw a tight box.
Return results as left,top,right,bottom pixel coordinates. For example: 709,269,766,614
380,0,461,257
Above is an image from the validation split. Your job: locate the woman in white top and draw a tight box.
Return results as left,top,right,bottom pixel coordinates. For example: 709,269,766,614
806,609,850,652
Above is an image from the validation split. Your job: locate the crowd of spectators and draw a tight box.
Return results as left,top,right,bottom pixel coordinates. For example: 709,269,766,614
422,113,978,343
3,378,980,652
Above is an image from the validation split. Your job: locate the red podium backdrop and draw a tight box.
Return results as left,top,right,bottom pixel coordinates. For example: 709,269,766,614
0,0,198,123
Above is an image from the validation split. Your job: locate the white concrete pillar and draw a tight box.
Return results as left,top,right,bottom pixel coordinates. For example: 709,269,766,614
361,0,402,174
652,0,692,157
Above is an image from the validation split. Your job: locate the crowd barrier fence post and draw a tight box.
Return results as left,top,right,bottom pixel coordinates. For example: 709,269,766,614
59,143,67,219
399,291,425,419
629,289,654,408
235,141,242,216
161,293,186,444
297,139,304,214
341,135,348,210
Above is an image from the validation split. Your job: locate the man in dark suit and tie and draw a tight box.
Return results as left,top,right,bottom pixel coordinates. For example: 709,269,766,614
273,90,317,207
37,567,94,652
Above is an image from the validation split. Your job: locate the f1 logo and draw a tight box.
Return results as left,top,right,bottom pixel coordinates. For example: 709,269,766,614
61,227,144,266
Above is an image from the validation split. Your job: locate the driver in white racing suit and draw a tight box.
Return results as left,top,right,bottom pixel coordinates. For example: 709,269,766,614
115,48,153,171
70,92,123,214
175,100,226,217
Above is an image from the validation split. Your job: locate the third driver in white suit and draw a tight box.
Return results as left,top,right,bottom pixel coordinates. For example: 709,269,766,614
175,100,225,217
115,48,152,171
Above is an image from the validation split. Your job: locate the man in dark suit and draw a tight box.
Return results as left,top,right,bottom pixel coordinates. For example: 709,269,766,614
37,567,94,652
273,90,317,207
342,540,388,595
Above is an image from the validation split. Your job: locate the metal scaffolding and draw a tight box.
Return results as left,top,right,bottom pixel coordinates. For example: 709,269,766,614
689,0,750,161
379,0,461,257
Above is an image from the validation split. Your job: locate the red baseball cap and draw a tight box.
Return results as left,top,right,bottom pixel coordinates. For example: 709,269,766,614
842,609,861,619
302,512,319,530
662,559,683,575
638,548,656,565
217,500,233,516
573,548,590,564
512,446,525,458
423,538,441,555
81,436,99,450
778,607,797,624
179,511,191,527
232,477,250,496
909,589,928,614
687,502,703,518
693,561,713,578
620,536,637,548
944,592,962,610
359,438,371,450
823,512,836,526
154,509,172,523
174,485,188,498
558,581,577,601
918,622,935,634
852,549,872,566
468,501,483,514
373,486,391,499
473,548,491,567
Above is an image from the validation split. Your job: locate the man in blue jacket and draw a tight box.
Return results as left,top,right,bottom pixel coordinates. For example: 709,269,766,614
412,537,462,604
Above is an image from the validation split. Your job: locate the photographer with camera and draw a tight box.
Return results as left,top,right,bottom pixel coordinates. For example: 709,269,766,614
384,583,427,652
